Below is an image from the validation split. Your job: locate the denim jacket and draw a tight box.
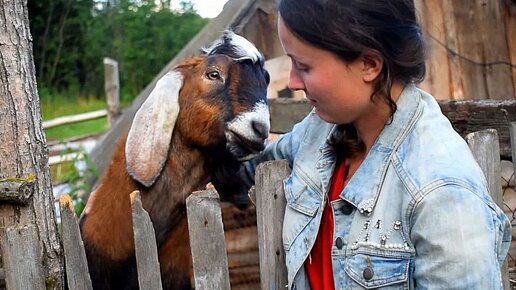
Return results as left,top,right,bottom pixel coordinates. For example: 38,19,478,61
243,84,511,289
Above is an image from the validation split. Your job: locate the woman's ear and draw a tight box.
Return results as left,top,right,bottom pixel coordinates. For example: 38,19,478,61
361,49,384,83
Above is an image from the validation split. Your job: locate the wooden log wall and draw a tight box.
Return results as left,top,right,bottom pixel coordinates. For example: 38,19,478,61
415,0,515,100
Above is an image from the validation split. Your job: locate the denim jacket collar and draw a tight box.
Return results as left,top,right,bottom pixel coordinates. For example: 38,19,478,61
326,84,423,215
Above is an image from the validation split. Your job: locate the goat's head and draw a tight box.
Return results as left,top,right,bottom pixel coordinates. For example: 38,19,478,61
125,30,270,188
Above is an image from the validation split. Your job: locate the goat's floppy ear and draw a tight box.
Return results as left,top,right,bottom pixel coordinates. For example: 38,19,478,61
125,71,183,187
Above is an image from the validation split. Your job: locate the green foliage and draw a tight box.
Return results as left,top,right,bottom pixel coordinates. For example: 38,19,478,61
28,0,209,102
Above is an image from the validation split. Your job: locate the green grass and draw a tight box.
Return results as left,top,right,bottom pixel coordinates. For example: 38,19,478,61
45,118,107,140
41,96,109,141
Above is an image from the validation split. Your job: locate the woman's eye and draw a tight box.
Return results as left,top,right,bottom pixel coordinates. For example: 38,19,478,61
207,71,221,80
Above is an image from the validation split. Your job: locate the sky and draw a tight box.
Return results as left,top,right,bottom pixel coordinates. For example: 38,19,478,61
171,0,230,18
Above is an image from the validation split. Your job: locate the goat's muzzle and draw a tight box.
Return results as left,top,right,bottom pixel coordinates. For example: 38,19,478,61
225,102,270,161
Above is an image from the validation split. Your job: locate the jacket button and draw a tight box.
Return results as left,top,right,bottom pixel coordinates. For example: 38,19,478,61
363,267,374,280
341,201,354,215
335,237,344,249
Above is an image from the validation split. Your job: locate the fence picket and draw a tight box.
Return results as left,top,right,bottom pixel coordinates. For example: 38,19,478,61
130,191,163,290
465,129,509,290
186,189,230,290
0,224,45,289
255,160,290,290
58,195,93,290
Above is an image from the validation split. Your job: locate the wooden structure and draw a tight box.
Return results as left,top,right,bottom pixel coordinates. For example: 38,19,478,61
416,0,515,100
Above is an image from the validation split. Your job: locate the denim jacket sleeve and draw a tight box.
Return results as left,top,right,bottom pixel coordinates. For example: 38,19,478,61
410,183,511,289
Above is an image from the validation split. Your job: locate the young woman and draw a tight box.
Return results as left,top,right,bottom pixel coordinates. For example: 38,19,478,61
236,0,511,289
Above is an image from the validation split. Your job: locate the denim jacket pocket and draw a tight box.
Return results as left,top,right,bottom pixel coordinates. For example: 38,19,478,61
345,253,410,289
282,172,321,251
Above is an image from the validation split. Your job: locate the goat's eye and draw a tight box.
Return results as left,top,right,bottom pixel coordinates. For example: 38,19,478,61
206,71,221,81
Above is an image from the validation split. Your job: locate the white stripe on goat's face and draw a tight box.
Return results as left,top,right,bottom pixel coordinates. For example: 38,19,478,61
202,30,264,64
225,101,270,161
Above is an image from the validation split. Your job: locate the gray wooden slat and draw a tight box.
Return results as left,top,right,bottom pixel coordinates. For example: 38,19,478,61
0,224,45,290
186,189,230,290
58,195,93,290
255,160,291,290
509,122,516,190
130,191,163,290
465,129,509,290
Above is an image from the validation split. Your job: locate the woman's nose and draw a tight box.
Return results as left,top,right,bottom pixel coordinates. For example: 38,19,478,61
288,69,305,91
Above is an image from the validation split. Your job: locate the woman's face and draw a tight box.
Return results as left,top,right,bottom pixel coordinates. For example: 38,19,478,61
278,16,376,125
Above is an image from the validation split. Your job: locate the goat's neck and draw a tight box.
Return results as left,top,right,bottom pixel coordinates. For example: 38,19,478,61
141,133,215,244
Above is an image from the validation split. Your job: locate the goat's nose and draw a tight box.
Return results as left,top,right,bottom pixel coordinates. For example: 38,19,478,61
252,120,269,139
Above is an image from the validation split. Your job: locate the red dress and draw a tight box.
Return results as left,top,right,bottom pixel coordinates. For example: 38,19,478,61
304,157,347,290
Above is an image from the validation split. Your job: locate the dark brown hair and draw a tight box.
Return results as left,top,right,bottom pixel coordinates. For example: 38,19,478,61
278,0,426,158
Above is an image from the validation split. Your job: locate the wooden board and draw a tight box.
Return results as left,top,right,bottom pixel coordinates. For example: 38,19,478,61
415,0,451,100
268,98,516,159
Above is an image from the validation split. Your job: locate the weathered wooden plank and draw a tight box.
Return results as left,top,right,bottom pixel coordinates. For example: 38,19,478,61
452,1,488,100
186,189,230,290
440,100,516,159
510,122,516,190
255,160,290,290
269,98,516,159
269,98,312,133
0,224,45,290
441,0,464,99
465,129,503,205
130,191,163,290
465,129,509,290
505,2,516,97
476,0,514,99
58,195,93,290
104,58,121,127
415,0,451,100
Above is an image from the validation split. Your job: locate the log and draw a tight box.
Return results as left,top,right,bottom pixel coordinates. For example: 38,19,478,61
268,98,516,159
58,195,93,290
255,160,290,290
43,109,107,129
130,191,163,290
186,189,230,290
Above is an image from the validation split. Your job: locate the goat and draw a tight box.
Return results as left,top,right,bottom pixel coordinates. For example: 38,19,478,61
79,31,270,290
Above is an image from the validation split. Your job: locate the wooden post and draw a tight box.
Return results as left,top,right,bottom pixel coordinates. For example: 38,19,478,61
255,160,290,290
186,189,230,290
465,129,509,290
104,57,120,127
58,195,93,290
130,191,163,290
465,129,503,205
509,122,516,190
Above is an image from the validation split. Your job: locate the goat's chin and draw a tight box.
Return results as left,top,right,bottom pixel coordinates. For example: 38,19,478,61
226,142,261,161
225,131,265,161
236,152,259,162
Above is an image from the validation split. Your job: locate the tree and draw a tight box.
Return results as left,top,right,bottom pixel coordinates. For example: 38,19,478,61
0,0,65,289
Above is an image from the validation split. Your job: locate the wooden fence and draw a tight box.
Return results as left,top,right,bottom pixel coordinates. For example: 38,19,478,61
53,125,512,289
45,57,120,166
